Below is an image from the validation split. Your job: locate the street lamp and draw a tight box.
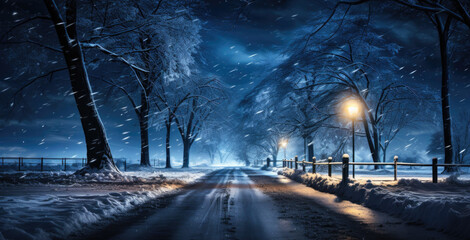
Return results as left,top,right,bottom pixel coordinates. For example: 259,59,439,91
345,99,360,178
280,139,288,159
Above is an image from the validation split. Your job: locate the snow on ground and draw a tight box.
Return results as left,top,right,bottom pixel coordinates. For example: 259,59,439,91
273,167,470,238
0,167,217,240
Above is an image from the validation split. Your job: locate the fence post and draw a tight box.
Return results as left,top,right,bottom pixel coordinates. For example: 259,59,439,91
283,159,285,168
41,157,44,172
302,159,306,172
342,154,349,183
308,144,314,166
64,158,67,171
294,156,298,170
267,157,271,167
312,157,316,174
18,157,21,171
328,157,332,177
124,159,127,171
394,156,398,181
432,158,438,183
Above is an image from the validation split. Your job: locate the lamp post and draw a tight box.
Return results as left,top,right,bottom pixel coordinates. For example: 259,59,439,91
280,139,288,160
346,100,360,178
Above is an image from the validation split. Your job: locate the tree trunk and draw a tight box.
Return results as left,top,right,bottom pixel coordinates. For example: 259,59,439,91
165,122,172,168
43,0,118,173
382,147,387,163
218,150,225,163
438,19,455,172
273,151,278,167
182,139,190,168
209,152,215,164
308,141,314,163
139,117,150,166
303,136,308,160
373,125,380,168
139,90,150,166
361,111,380,169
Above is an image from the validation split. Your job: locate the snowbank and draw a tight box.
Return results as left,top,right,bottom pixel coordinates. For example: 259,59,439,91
0,187,175,240
0,171,161,185
278,168,470,237
0,167,215,185
0,168,214,240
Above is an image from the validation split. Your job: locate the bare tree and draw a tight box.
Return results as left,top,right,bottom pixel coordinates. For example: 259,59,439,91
323,0,470,170
430,13,455,171
174,78,225,168
262,126,287,167
377,101,418,163
198,113,231,165
293,16,425,167
453,112,470,165
154,87,192,168
80,0,201,166
285,76,335,159
1,0,120,173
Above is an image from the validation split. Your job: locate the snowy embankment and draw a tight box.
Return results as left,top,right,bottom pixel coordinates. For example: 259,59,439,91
276,168,470,237
0,168,215,240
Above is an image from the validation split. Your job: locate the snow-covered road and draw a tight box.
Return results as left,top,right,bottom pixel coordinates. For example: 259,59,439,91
84,168,303,240
78,168,456,240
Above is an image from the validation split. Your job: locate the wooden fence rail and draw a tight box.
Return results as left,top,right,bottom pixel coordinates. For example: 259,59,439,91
0,157,128,171
281,155,470,183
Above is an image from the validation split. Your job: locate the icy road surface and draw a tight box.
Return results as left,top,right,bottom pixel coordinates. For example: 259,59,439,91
80,168,455,240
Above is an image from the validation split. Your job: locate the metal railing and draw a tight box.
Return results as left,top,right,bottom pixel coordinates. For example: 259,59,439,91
281,155,470,183
0,157,127,171
150,159,165,167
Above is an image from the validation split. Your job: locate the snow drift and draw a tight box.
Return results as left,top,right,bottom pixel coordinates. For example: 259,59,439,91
0,188,175,240
0,168,213,240
278,168,470,237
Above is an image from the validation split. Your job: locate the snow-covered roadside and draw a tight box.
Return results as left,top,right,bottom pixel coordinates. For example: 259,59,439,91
0,168,215,240
276,168,470,238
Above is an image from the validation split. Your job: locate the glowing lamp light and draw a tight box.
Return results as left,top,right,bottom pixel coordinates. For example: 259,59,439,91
280,140,288,148
280,139,289,159
345,100,360,119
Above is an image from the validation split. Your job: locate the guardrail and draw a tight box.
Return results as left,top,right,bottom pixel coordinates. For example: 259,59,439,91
0,157,127,171
282,155,470,183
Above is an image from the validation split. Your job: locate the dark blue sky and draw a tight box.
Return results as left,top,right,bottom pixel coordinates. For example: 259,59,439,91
0,0,469,163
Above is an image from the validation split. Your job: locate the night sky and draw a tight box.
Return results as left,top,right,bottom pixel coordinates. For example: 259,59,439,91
0,0,469,164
